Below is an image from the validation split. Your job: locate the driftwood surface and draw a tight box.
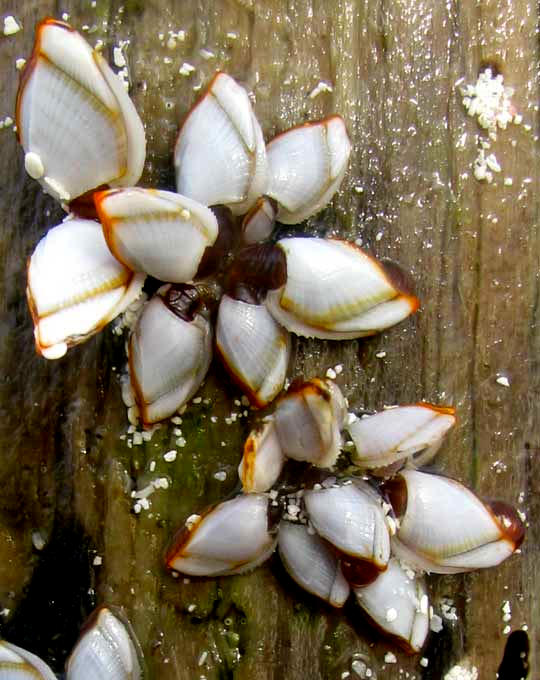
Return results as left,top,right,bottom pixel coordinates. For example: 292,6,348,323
0,1,538,678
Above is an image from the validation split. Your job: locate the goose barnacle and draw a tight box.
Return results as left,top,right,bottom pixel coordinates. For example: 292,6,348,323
383,469,525,573
16,18,145,205
0,640,57,679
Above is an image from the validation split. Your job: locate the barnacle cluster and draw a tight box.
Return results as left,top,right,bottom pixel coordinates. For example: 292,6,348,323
3,16,526,678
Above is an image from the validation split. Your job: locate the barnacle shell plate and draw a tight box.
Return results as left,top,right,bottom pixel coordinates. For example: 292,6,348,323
0,641,57,679
175,72,267,215
388,470,525,573
66,607,142,680
238,419,285,493
303,482,390,578
274,378,346,468
27,217,145,359
265,238,419,339
95,188,218,283
354,558,429,654
216,294,290,408
347,404,456,469
128,290,212,425
17,19,145,203
166,494,277,576
278,521,350,607
266,116,351,224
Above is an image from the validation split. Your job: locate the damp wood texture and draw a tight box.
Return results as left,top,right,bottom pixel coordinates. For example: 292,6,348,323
0,1,538,679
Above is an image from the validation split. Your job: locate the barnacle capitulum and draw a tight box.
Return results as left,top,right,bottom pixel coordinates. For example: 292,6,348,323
216,292,291,408
278,520,350,607
266,116,352,224
27,217,145,359
94,188,219,283
238,419,286,493
0,640,57,679
273,378,346,468
241,196,277,244
265,238,420,339
66,606,143,680
128,284,212,425
165,494,277,576
353,558,429,654
303,481,390,586
347,403,456,471
384,469,525,573
174,72,267,215
16,18,145,204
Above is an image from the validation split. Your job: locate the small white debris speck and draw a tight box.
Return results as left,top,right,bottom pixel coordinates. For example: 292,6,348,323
164,450,177,462
149,460,156,472
32,531,46,551
444,664,478,680
430,613,443,632
3,16,21,35
384,652,397,664
0,608,11,617
133,502,142,514
187,603,196,612
375,350,386,359
496,375,510,387
193,396,202,404
341,672,350,679
309,80,333,99
93,555,102,566
113,46,126,68
198,651,208,666
176,437,186,447
171,416,183,425
180,62,196,76
420,594,429,615
385,607,397,622
351,660,367,677
132,431,143,446
375,231,383,241
326,367,337,380
214,470,227,482
186,514,200,529
15,57,26,70
200,48,215,60
24,152,44,179
420,657,429,667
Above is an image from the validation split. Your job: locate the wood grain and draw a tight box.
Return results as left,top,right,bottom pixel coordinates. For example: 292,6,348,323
0,0,537,678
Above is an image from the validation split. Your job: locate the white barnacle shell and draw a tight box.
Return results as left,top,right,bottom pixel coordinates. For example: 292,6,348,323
94,188,218,283
175,72,267,215
347,403,456,471
27,217,145,360
353,558,429,654
128,284,212,425
66,606,142,680
273,377,346,468
0,640,57,679
278,520,350,607
165,494,277,576
384,469,526,574
216,294,290,408
16,19,145,204
265,238,420,339
241,197,276,244
266,115,351,224
304,480,390,586
238,419,286,493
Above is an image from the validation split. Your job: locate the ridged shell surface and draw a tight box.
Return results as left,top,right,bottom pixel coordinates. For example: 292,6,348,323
265,238,419,339
390,470,522,573
129,294,212,424
166,494,277,576
95,188,218,282
216,295,290,407
304,483,390,569
348,404,456,469
0,641,57,680
266,116,351,224
278,521,350,607
354,558,429,653
17,19,145,202
175,72,267,215
27,217,145,359
238,419,285,493
66,607,142,680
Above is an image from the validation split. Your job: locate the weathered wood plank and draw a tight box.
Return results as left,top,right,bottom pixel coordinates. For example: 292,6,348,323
0,0,537,678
